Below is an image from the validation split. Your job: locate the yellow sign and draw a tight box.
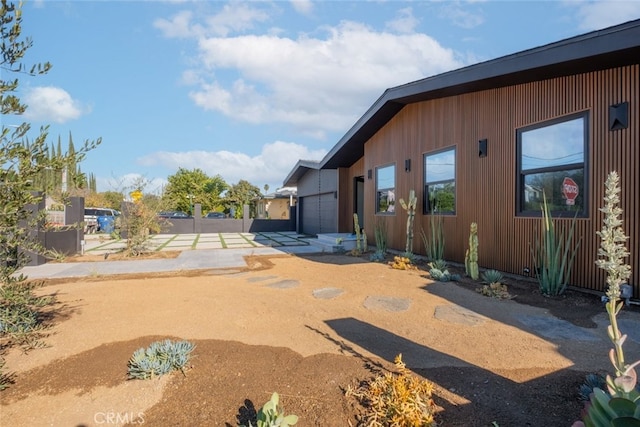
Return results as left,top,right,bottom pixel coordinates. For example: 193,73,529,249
130,190,143,202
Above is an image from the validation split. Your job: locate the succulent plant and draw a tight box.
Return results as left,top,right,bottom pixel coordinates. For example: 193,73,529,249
127,339,195,380
482,269,504,285
465,222,479,280
243,392,298,427
399,190,417,254
428,259,448,271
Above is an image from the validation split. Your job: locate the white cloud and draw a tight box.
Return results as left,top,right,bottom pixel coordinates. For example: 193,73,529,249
385,7,420,34
155,3,270,38
438,1,485,29
570,0,640,31
136,141,327,188
181,20,461,138
154,10,200,38
98,173,167,195
23,86,87,123
290,0,313,16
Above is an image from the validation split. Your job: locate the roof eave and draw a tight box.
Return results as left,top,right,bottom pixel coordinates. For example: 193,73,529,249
320,19,640,170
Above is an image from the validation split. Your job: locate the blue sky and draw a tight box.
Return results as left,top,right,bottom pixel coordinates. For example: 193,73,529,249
6,0,640,194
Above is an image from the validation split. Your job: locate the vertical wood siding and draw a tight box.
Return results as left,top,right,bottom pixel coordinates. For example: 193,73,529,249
339,65,639,296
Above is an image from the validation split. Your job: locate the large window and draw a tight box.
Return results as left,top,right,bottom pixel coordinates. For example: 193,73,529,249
424,148,456,214
376,164,395,214
517,112,587,216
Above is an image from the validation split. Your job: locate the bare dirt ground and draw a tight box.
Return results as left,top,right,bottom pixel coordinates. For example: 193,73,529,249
2,252,639,427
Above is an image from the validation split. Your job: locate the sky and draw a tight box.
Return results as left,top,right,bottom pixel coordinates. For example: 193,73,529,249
5,0,640,195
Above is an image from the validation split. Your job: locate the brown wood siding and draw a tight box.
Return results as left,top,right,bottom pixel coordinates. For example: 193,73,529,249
339,65,639,297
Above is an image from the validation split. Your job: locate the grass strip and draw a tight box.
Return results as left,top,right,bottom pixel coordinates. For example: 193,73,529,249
154,234,178,251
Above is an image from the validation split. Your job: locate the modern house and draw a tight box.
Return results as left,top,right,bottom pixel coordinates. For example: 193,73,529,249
283,19,640,298
255,187,297,220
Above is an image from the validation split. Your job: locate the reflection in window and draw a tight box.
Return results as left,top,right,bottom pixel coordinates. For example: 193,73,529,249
424,148,455,214
517,113,587,216
376,164,395,213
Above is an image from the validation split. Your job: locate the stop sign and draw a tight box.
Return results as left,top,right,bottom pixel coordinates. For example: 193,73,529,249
562,177,579,205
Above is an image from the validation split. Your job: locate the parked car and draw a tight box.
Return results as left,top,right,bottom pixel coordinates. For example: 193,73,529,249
157,211,191,219
84,207,120,233
205,212,226,218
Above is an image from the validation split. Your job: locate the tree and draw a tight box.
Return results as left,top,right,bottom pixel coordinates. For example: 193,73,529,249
163,168,227,215
84,190,123,211
225,180,262,218
0,0,100,350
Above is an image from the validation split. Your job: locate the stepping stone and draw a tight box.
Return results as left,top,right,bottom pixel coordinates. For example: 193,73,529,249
517,314,599,341
434,305,487,326
313,287,344,300
363,296,411,312
267,280,300,289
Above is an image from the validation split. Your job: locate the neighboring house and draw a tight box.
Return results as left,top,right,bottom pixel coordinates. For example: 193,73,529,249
283,19,640,298
256,187,297,220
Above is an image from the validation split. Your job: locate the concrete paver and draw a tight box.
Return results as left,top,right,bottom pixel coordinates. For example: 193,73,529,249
19,232,324,280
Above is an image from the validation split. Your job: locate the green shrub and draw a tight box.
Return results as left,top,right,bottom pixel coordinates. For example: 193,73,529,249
0,277,52,349
127,339,195,380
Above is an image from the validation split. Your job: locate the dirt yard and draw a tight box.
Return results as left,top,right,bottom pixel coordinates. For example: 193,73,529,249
2,253,639,426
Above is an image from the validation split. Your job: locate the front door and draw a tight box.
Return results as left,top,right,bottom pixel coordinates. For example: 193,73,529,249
354,176,365,231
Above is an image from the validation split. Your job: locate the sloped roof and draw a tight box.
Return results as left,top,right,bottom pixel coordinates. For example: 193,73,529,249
314,19,640,169
282,159,321,187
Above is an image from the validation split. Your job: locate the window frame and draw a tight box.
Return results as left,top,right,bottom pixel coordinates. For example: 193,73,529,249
516,111,589,218
375,163,396,215
423,146,456,215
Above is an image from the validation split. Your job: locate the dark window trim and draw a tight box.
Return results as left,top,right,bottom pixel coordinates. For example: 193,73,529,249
516,111,589,218
375,163,396,215
423,146,457,215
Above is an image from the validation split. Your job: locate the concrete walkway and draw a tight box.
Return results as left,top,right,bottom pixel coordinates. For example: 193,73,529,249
20,232,325,280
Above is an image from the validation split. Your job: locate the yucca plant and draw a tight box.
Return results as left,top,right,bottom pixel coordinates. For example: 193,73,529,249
530,193,580,296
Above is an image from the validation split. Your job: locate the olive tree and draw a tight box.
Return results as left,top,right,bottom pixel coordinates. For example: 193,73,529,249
0,0,100,355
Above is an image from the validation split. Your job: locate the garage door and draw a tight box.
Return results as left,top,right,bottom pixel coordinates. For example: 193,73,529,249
299,193,337,236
